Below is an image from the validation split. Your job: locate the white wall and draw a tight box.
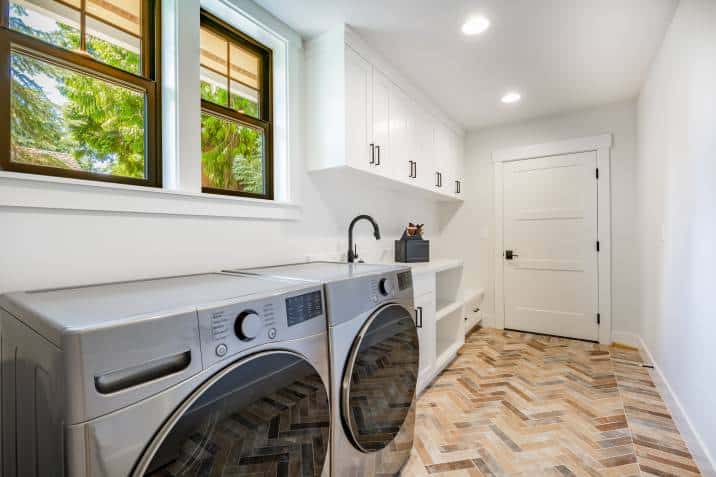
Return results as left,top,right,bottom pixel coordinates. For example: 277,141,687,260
0,1,442,294
439,100,639,336
636,0,716,470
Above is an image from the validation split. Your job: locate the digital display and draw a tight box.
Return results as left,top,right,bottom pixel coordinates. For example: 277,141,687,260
285,290,323,327
397,271,412,291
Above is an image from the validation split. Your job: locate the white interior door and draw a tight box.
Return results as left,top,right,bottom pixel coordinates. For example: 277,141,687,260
502,152,599,341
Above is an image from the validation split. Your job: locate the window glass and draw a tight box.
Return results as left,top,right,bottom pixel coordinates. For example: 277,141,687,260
200,12,272,199
2,0,158,185
10,52,147,179
9,1,81,51
86,15,141,74
9,0,143,74
201,113,265,195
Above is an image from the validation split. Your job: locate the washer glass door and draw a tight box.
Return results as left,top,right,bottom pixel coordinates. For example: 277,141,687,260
342,303,419,452
135,351,330,476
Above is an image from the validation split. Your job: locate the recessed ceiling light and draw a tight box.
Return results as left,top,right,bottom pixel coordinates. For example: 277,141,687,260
501,92,522,104
461,16,490,36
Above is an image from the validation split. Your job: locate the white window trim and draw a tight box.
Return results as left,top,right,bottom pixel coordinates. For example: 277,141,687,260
0,0,300,221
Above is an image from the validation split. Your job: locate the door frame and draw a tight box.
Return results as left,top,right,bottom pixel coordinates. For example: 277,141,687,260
492,134,613,344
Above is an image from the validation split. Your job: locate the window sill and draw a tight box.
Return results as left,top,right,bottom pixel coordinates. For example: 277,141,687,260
0,171,302,221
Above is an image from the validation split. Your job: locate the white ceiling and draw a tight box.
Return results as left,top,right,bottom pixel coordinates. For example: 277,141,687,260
252,0,678,130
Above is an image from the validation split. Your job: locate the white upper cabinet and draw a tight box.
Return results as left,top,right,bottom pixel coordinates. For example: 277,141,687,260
306,25,464,202
344,46,373,173
371,67,393,178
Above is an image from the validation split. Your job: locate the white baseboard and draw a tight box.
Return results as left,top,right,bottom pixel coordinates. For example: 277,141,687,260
637,336,716,477
611,330,641,348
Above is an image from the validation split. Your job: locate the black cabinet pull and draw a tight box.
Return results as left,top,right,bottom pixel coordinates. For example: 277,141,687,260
376,145,381,165
408,160,414,178
415,306,423,328
413,161,417,178
435,171,440,187
370,143,375,164
455,180,461,194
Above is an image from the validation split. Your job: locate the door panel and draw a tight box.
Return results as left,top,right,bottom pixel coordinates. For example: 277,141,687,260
414,109,435,190
503,152,598,341
345,46,373,172
371,67,391,177
135,352,330,477
415,292,436,394
390,83,410,183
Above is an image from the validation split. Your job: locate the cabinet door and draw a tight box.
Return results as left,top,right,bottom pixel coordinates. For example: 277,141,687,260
372,66,392,177
453,132,465,197
415,291,436,394
415,110,435,190
390,83,412,183
433,122,450,193
345,46,373,172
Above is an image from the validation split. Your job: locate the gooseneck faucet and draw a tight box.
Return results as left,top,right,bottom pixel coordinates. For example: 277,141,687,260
347,215,381,263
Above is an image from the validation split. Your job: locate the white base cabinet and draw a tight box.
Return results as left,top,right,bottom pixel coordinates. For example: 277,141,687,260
415,291,436,394
406,260,465,395
306,25,465,202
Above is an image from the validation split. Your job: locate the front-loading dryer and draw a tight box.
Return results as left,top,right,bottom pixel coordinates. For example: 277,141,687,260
0,273,331,476
228,262,419,476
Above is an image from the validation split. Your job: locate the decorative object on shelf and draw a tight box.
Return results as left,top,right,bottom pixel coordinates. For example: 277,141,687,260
395,223,430,263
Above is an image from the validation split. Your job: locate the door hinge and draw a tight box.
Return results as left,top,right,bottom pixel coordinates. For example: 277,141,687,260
596,240,600,252
597,313,601,325
596,168,599,179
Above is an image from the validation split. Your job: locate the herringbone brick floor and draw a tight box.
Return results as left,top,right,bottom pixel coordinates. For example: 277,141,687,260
402,328,701,477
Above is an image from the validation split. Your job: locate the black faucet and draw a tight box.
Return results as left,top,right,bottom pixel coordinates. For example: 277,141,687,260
347,215,381,263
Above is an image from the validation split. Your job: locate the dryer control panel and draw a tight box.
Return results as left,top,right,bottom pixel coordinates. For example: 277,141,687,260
197,285,326,368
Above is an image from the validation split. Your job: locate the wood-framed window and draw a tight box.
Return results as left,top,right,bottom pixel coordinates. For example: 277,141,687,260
0,0,161,186
200,10,273,200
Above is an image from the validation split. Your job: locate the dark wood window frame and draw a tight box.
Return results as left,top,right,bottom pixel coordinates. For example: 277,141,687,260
200,10,274,200
0,0,162,187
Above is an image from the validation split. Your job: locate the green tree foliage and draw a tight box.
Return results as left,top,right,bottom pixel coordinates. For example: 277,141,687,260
200,82,264,194
8,5,65,153
9,4,266,191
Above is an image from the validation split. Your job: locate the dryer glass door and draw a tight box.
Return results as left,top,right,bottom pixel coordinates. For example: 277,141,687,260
342,303,419,452
135,351,330,476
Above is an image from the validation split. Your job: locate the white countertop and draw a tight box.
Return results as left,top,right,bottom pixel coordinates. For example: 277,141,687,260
380,258,463,276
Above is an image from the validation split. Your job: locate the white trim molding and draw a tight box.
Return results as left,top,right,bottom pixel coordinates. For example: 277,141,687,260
492,134,613,344
0,172,302,220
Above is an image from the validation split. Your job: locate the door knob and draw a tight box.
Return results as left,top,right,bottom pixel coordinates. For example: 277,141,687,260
505,250,519,260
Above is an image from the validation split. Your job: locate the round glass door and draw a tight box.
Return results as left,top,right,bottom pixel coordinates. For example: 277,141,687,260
342,303,419,453
134,351,330,477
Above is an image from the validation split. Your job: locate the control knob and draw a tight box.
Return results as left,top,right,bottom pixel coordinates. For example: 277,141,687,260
378,277,394,296
235,310,263,341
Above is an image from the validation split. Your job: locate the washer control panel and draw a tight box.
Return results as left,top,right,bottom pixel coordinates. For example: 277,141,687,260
197,284,325,368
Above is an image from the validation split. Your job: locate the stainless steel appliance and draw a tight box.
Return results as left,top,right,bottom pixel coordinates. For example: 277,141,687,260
0,273,331,476
228,262,418,476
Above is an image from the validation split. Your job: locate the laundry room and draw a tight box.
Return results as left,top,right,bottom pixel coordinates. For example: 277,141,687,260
0,0,715,475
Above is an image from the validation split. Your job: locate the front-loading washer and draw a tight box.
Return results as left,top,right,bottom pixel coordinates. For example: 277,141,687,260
0,272,332,476
228,262,419,476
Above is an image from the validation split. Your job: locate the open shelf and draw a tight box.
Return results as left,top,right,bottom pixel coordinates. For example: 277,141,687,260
436,300,462,321
435,265,464,311
435,305,464,373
